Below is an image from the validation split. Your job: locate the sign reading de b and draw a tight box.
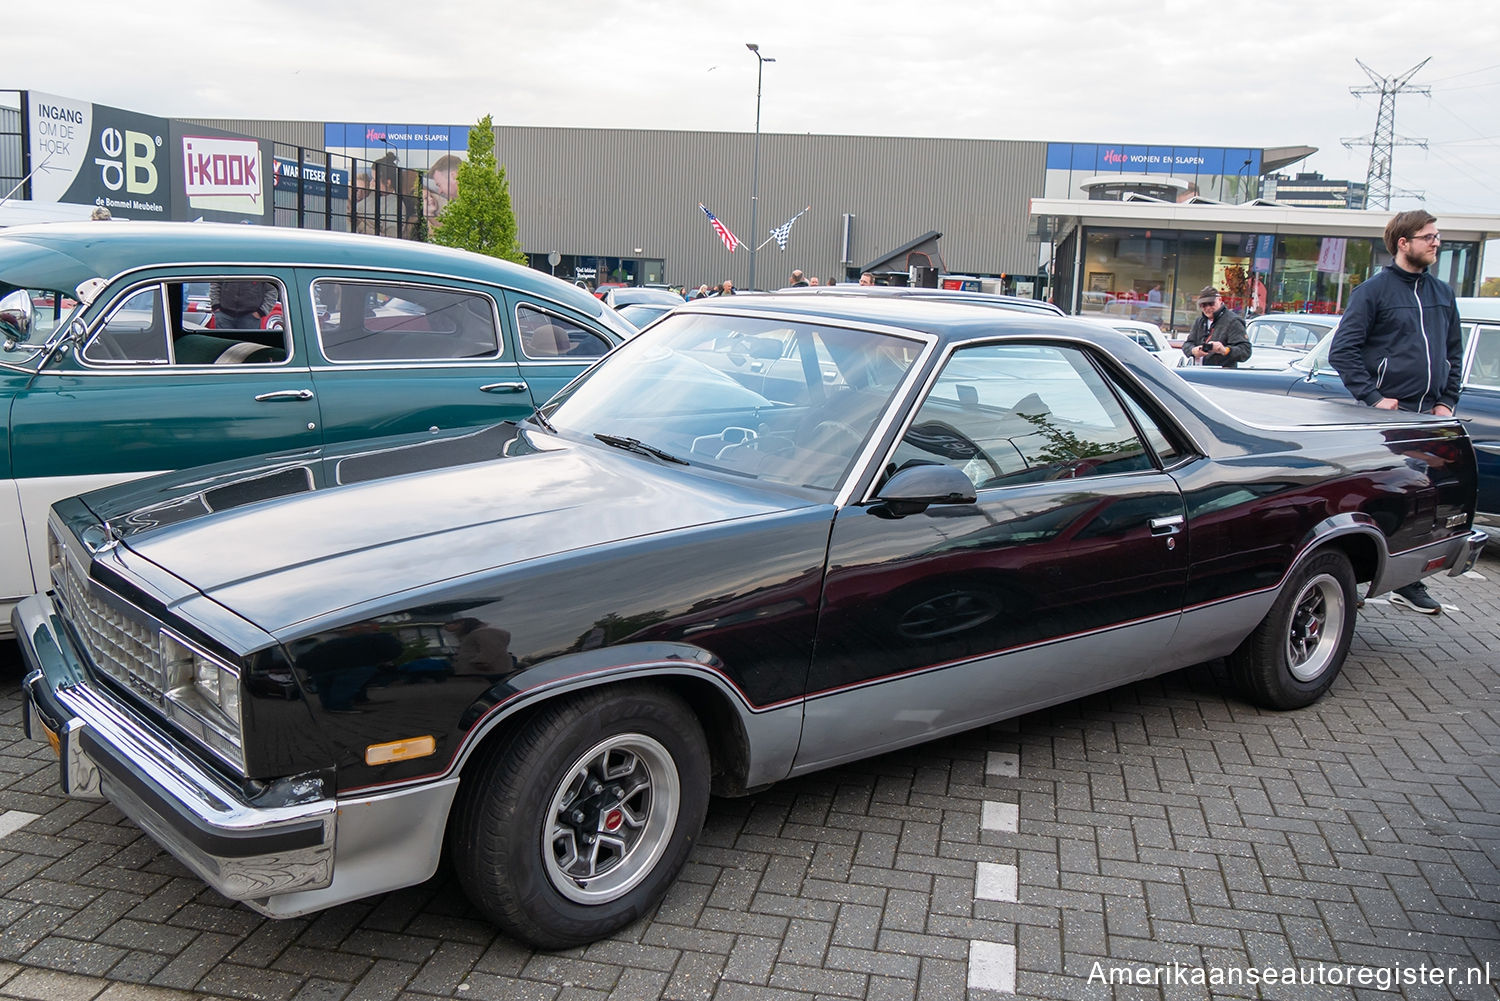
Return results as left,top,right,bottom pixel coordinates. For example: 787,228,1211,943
26,91,170,218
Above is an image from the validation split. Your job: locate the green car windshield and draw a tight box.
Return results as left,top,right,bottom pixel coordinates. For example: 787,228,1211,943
545,313,925,494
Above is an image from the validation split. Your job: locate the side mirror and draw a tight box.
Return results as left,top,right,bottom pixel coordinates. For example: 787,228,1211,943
872,463,977,517
0,289,34,348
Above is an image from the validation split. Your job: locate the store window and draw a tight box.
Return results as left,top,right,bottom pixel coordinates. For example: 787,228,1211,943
1080,228,1176,332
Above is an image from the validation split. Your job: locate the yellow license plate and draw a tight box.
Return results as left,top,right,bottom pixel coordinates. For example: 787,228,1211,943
33,705,61,757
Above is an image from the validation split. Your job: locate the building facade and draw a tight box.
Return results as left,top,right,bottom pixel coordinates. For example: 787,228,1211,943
4,90,1495,313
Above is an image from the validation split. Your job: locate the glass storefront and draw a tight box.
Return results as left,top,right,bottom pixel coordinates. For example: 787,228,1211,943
1076,226,1479,335
530,254,667,291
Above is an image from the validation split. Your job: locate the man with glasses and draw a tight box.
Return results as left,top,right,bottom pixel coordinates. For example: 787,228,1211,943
1183,286,1250,368
1330,209,1464,614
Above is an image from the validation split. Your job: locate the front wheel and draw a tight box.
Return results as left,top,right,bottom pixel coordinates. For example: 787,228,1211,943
449,685,710,949
1230,550,1358,710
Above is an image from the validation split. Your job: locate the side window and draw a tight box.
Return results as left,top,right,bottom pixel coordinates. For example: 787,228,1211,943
82,279,289,366
1468,326,1500,390
315,280,499,362
1248,321,1283,347
890,343,1154,488
517,305,612,360
83,286,169,364
1283,323,1322,351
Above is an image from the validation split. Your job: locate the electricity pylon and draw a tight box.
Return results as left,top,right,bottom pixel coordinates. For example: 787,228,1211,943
1340,58,1430,210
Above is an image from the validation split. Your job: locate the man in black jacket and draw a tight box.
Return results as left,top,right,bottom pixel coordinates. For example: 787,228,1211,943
1182,286,1251,368
1330,209,1463,614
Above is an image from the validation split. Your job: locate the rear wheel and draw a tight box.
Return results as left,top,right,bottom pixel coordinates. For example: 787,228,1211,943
449,685,709,949
1230,550,1357,710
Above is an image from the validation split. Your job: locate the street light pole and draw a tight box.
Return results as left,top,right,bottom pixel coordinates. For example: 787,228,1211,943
746,42,774,292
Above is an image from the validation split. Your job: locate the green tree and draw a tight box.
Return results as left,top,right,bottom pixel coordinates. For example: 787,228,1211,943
432,114,526,264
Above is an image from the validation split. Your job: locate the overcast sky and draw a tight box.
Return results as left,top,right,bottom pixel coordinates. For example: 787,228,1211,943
10,0,1499,221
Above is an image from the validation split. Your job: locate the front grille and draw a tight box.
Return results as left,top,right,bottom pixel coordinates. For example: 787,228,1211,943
54,543,164,701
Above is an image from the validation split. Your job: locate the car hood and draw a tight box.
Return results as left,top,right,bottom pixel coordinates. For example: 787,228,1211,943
83,425,819,633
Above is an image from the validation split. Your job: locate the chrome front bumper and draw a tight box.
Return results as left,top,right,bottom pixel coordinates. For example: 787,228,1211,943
15,591,460,917
15,593,338,902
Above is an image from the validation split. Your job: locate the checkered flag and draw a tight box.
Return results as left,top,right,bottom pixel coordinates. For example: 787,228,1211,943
770,205,811,251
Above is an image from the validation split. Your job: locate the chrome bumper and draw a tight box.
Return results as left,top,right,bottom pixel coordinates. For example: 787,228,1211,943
14,592,337,902
1447,529,1489,577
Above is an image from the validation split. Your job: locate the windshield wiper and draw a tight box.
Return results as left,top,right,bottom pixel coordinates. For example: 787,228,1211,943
594,433,689,465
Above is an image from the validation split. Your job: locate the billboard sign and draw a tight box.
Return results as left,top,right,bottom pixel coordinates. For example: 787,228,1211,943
166,120,272,223
26,91,171,218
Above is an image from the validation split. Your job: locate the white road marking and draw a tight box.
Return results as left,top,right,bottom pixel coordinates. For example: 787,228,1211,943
986,751,1020,777
976,862,1019,902
982,801,1018,833
968,941,1017,993
0,811,41,840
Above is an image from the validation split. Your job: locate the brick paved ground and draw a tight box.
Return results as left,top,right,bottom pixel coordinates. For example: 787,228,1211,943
2,555,1498,1001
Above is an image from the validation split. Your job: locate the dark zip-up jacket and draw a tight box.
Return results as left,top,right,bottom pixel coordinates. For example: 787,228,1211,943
1181,306,1251,368
1329,263,1463,412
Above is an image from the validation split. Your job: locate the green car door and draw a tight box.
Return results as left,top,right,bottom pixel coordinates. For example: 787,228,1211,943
301,272,540,443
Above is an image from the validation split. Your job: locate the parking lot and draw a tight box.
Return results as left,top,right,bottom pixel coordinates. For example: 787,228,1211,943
3,554,1499,1001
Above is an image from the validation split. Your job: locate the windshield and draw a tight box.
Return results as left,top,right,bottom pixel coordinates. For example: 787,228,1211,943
545,312,926,493
1296,332,1336,373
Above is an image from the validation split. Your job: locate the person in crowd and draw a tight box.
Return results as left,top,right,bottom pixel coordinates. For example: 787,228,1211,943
1329,209,1463,615
788,269,810,287
809,277,820,286
859,272,875,286
714,280,735,295
210,280,278,331
687,284,711,301
1182,286,1250,368
90,206,112,221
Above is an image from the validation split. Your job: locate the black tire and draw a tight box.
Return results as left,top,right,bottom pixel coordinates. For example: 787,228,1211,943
1230,550,1358,710
449,684,710,949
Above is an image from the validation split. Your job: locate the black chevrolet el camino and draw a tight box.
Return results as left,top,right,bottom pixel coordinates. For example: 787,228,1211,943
16,295,1487,948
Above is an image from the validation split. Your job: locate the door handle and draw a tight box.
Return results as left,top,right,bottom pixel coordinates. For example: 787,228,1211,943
480,382,528,394
1149,514,1184,535
254,389,314,402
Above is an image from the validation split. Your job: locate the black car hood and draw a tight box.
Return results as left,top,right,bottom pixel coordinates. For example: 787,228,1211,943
83,425,821,633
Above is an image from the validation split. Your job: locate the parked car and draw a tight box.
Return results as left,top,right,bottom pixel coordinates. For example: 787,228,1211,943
1246,312,1339,355
0,222,633,637
1096,318,1173,360
772,283,1066,317
602,286,685,332
1177,297,1500,518
17,295,1485,950
599,286,683,310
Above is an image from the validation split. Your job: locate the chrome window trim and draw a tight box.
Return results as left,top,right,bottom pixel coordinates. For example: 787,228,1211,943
860,334,1208,505
309,276,504,364
513,301,616,361
77,275,295,370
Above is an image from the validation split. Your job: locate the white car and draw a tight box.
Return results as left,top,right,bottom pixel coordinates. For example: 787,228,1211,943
1096,318,1173,361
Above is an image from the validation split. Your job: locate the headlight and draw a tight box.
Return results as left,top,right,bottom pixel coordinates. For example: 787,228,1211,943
160,630,244,766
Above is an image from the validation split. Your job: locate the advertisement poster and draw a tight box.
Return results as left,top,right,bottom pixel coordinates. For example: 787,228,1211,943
1316,237,1348,275
167,121,272,223
26,91,171,218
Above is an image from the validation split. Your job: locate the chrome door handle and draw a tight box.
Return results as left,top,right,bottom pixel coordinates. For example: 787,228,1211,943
480,382,528,394
254,389,314,402
1149,514,1184,535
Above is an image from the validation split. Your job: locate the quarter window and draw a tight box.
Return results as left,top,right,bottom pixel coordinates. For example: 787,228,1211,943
517,305,612,360
314,280,500,362
891,343,1154,487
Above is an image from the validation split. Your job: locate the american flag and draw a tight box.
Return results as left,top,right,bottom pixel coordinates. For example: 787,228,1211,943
770,205,810,251
699,203,739,252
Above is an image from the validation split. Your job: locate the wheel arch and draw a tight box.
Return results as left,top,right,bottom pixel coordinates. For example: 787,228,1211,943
1294,513,1387,593
450,644,775,802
